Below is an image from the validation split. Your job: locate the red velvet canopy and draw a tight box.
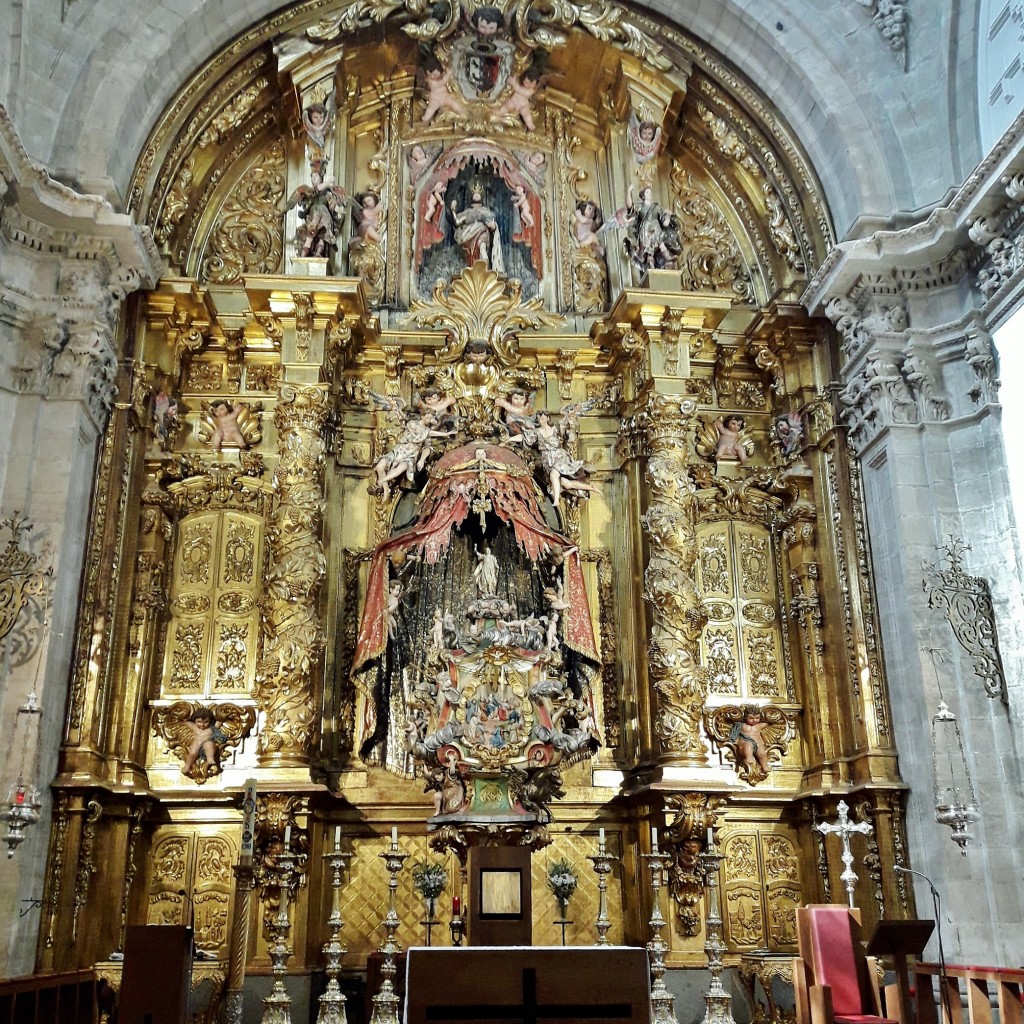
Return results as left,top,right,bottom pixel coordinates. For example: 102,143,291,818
352,442,599,675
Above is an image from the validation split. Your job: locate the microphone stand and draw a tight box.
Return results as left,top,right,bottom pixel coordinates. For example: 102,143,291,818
893,866,953,1024
177,888,199,958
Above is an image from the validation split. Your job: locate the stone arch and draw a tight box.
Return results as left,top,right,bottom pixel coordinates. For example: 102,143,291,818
24,1,980,238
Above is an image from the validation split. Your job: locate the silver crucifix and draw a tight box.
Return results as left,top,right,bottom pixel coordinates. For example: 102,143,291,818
815,800,873,908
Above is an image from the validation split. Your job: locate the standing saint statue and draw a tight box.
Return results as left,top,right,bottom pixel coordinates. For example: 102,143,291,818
474,544,500,596
451,183,505,272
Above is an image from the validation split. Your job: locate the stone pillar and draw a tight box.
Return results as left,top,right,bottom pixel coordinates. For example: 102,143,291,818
805,138,1024,959
0,107,158,975
256,384,330,768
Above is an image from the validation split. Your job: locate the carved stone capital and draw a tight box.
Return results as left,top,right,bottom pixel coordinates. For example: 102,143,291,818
838,347,921,448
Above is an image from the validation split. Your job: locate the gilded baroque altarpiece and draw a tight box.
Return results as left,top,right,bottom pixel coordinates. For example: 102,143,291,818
38,0,913,986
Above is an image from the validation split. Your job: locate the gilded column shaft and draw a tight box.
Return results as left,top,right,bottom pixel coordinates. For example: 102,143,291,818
256,384,330,766
637,393,709,767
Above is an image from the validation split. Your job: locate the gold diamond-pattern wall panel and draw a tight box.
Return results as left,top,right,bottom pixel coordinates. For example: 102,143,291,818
162,510,263,698
697,521,786,701
339,836,451,959
532,833,624,946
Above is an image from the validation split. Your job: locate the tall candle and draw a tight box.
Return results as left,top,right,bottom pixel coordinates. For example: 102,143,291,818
598,827,606,853
453,895,461,916
391,826,398,848
240,778,257,864
334,825,341,851
283,824,291,848
651,826,659,853
707,827,714,847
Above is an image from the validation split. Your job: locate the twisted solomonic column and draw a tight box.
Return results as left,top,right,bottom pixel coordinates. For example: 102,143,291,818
256,384,330,766
637,394,710,767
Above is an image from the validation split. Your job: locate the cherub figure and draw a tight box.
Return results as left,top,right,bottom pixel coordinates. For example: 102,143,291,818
574,200,605,255
302,99,335,166
524,404,598,505
153,702,256,785
417,387,457,431
731,708,771,775
421,63,467,124
511,183,535,230
542,577,571,650
209,401,249,450
152,383,180,447
627,110,663,165
494,388,535,438
181,708,224,776
424,178,448,229
386,580,403,640
496,67,541,131
706,704,791,785
775,411,804,458
370,393,456,499
407,143,431,181
353,190,383,244
713,414,754,464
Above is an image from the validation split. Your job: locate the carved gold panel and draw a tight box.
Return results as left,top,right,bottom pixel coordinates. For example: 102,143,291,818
720,829,801,952
145,830,236,958
698,522,787,701
161,510,263,698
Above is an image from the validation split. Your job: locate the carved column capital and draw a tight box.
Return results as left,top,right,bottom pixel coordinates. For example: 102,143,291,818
274,383,331,433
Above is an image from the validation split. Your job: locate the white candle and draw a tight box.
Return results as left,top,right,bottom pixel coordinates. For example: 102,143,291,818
334,825,341,851
651,826,659,853
391,826,398,848
598,827,606,852
283,824,291,848
707,827,714,847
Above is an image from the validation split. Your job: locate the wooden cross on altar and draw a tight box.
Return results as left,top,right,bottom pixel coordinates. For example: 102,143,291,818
815,799,873,908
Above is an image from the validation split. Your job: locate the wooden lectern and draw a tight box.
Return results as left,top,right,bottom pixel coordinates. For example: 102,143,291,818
867,919,935,1024
118,925,194,1024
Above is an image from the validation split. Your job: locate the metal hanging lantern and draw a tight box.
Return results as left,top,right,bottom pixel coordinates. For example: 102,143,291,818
0,690,43,857
930,700,980,855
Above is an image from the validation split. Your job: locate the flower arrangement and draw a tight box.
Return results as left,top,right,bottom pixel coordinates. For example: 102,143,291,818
412,861,448,902
546,858,578,904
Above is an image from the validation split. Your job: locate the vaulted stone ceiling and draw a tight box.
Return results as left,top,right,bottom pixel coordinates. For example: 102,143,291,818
0,1,985,236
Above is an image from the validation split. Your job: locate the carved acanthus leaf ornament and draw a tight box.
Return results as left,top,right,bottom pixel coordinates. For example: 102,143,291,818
669,164,753,302
308,0,671,69
403,260,563,365
201,141,286,284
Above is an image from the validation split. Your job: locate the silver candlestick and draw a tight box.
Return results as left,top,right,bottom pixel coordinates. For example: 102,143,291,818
317,840,351,1024
587,832,615,946
699,832,736,1024
261,844,305,1024
644,832,680,1024
369,838,408,1024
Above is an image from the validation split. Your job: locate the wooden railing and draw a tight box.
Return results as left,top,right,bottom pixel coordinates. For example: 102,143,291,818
914,963,1024,1024
0,969,110,1024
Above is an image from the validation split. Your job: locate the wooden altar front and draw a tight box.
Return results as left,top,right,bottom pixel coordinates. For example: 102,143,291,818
404,947,650,1024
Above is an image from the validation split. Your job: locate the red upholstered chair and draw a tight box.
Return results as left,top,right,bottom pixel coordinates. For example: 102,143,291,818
794,905,898,1024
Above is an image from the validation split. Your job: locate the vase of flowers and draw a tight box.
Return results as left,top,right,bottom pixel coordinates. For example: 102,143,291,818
412,861,448,926
546,858,577,922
